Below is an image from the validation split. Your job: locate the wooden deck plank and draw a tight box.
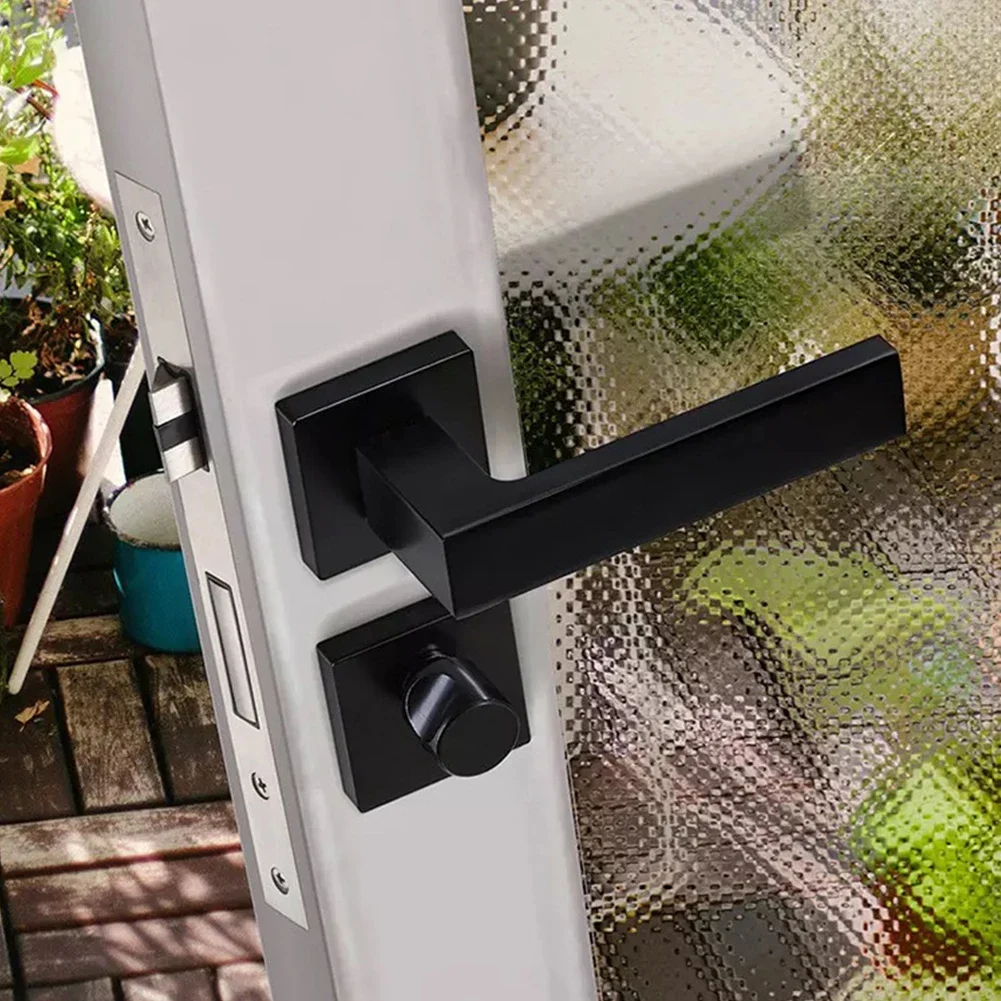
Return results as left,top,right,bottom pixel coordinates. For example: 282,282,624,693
19,909,262,985
217,962,271,1001
143,655,228,802
27,616,134,669
0,801,238,877
121,969,216,1001
8,850,251,932
0,670,76,824
27,980,115,1001
57,660,165,812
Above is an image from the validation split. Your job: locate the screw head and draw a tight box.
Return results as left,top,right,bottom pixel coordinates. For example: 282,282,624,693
251,772,270,800
135,211,156,242
271,867,290,895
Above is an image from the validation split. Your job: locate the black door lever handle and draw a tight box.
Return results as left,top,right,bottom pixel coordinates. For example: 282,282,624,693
277,332,906,619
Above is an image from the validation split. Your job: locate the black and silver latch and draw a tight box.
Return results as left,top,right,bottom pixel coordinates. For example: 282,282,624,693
150,359,208,482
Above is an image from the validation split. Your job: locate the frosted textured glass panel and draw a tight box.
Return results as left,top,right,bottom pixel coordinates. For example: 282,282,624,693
465,1,1001,997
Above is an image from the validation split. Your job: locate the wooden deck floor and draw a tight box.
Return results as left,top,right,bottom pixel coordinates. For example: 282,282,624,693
0,519,271,1001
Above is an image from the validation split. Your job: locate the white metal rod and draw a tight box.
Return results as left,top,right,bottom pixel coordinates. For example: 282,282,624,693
7,346,147,694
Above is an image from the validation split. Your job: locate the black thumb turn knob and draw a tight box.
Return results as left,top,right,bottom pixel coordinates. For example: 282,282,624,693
403,648,520,777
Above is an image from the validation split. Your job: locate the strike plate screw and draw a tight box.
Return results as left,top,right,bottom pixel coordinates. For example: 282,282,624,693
271,867,290,895
251,772,270,800
135,211,156,242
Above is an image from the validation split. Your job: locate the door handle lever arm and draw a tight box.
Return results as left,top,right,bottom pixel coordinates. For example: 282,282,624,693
355,336,906,619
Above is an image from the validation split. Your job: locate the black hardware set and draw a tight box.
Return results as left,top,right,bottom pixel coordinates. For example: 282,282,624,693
277,331,906,811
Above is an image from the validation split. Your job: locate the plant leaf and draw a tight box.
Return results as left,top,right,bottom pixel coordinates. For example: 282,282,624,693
14,700,49,726
0,134,38,166
9,350,36,379
10,34,55,89
13,154,39,175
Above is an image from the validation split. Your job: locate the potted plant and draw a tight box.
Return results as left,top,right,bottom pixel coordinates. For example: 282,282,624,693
849,745,1001,976
0,0,132,516
0,352,52,629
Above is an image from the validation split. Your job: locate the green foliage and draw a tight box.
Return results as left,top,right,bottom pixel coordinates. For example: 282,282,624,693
0,136,132,331
839,968,1001,1000
826,171,974,308
0,0,58,170
505,291,578,472
684,542,979,731
810,72,977,307
677,236,806,349
0,347,36,399
591,183,822,355
591,12,987,362
2,21,54,88
0,1,132,389
802,13,984,309
850,751,1001,967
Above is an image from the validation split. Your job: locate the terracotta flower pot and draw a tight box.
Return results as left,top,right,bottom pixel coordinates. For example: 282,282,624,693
0,398,52,627
32,332,105,520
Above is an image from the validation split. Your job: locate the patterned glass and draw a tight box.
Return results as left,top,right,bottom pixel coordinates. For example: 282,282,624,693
463,1,1001,998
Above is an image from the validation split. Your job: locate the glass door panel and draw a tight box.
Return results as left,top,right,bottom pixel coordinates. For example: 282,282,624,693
464,1,1001,997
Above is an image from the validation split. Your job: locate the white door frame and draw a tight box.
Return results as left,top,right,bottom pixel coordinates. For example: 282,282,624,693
72,2,598,999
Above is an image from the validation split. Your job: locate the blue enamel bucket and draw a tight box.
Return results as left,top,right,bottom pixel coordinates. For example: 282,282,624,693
107,472,200,654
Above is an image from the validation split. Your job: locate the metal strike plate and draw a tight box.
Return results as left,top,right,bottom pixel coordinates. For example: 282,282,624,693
317,598,530,812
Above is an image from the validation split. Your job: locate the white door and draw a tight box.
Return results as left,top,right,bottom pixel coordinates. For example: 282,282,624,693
74,1,1001,1000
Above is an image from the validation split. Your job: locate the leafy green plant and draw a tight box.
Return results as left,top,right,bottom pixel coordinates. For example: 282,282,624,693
798,12,985,310
0,136,133,328
684,542,980,732
589,9,987,370
506,290,580,472
0,1,133,397
589,178,828,356
850,749,1001,971
600,229,815,354
0,0,58,170
0,347,36,400
837,968,1001,1001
